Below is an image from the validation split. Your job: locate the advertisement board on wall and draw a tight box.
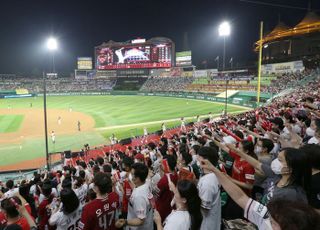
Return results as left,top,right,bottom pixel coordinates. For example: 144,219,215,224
77,57,93,70
261,60,304,74
207,69,218,77
96,70,117,78
176,51,192,66
194,70,208,78
117,69,150,76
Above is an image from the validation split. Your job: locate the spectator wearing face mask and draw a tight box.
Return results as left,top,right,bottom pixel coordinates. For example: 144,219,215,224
200,158,320,230
252,138,275,200
228,146,311,205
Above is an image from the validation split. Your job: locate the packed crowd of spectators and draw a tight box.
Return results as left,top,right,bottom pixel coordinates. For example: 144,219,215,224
1,70,318,97
140,76,194,92
262,69,318,94
1,70,320,230
0,76,116,93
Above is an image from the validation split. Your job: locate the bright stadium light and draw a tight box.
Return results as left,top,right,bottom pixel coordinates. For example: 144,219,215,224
47,37,58,51
219,21,231,37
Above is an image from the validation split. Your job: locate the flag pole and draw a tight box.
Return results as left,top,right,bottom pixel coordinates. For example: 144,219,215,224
257,21,263,104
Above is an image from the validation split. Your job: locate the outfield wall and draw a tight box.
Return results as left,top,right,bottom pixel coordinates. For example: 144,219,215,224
35,91,258,108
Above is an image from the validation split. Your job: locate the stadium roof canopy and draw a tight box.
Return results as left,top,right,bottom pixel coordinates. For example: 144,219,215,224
264,22,290,40
255,11,320,51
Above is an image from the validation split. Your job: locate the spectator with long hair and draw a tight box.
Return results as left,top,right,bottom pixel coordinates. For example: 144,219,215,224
177,145,196,182
154,179,202,230
227,145,311,204
200,158,320,230
18,184,37,220
49,188,82,230
300,144,320,211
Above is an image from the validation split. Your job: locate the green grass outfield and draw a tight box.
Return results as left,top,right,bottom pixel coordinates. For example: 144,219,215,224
0,95,249,167
0,115,24,133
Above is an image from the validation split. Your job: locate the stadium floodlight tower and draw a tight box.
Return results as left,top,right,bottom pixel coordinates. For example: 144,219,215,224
43,37,58,171
47,37,57,73
218,21,231,116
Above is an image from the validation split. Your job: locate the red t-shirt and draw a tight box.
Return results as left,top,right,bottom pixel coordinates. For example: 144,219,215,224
178,167,195,182
0,211,7,227
15,217,30,230
24,203,35,221
122,179,133,213
0,206,33,227
0,216,30,230
80,192,119,230
230,151,255,195
155,173,178,222
38,197,55,230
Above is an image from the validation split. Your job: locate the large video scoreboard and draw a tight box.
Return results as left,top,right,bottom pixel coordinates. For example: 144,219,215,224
95,37,174,70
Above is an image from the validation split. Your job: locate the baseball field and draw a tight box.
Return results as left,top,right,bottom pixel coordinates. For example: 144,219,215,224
0,95,249,170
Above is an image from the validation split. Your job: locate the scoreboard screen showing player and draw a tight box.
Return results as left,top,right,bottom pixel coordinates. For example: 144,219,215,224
96,43,172,69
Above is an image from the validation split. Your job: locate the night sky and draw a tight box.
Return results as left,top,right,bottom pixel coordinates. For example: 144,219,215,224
0,0,318,75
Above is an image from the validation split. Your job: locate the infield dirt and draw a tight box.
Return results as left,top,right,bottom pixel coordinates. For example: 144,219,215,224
0,108,95,144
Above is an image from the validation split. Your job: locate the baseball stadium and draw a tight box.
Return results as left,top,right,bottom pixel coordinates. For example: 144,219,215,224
1,1,320,229
0,15,319,173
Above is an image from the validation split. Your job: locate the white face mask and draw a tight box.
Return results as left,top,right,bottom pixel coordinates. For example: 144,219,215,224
255,146,262,154
271,158,283,175
306,127,315,137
